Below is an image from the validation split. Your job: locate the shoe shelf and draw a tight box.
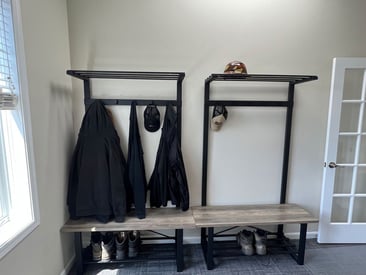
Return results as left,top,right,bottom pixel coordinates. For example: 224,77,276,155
82,243,178,264
199,73,318,270
61,208,195,274
192,204,318,269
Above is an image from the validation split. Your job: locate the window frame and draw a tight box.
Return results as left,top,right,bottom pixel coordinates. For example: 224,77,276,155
0,0,40,260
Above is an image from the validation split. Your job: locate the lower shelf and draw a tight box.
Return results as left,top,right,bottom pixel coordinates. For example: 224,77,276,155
82,243,177,264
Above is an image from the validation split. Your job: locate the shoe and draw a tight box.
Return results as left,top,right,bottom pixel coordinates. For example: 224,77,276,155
128,230,141,258
101,232,115,261
91,232,102,261
254,229,267,255
115,231,128,260
237,230,254,256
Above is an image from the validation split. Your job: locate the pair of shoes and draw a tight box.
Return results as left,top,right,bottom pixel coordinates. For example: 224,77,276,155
91,232,115,261
237,229,267,256
90,231,142,261
115,230,142,259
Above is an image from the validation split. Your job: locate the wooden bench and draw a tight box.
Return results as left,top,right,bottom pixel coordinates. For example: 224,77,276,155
192,203,318,270
61,208,195,274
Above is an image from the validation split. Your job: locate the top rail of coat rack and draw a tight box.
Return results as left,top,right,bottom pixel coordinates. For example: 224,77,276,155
66,70,185,81
205,74,318,84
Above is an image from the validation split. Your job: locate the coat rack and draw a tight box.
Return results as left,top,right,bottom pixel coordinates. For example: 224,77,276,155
67,70,185,142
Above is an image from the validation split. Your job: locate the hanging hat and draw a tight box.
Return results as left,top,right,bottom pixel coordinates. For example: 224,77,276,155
144,104,160,132
211,105,228,131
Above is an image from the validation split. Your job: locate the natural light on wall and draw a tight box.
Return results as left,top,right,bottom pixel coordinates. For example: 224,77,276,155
0,0,39,259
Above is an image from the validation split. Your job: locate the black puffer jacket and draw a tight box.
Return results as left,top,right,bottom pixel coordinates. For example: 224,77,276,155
67,100,127,223
148,105,189,211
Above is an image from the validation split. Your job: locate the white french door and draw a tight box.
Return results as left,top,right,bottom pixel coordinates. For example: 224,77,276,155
318,57,366,243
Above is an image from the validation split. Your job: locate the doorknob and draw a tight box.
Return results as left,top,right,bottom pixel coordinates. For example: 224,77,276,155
328,162,337,168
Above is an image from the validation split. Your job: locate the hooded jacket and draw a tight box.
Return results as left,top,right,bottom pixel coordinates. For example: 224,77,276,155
67,100,127,223
126,102,147,219
148,104,189,211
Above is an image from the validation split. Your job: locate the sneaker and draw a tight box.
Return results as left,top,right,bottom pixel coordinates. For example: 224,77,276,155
101,232,115,261
128,230,141,258
115,231,128,260
91,232,102,261
254,229,267,255
237,230,254,256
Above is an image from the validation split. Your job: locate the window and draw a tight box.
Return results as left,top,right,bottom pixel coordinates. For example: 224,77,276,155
0,0,39,259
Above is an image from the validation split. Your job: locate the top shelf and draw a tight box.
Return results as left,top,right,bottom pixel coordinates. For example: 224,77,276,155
206,74,318,84
67,70,185,81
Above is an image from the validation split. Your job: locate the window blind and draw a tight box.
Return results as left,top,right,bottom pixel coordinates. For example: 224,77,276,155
0,0,17,109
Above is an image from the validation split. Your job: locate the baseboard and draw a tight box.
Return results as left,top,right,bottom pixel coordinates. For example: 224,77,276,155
60,254,75,275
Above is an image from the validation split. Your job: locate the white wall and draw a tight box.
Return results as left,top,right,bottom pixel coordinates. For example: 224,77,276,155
0,0,73,274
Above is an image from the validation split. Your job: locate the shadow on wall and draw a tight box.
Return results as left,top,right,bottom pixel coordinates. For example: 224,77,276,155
48,83,75,270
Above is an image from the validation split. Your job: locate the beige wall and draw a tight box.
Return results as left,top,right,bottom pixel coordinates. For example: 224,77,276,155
0,0,73,274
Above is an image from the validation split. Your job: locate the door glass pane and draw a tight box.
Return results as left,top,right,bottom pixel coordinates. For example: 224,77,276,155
331,197,350,222
333,167,353,194
339,103,360,132
337,136,357,163
355,167,366,193
359,137,366,163
342,69,364,100
362,109,366,132
352,197,366,222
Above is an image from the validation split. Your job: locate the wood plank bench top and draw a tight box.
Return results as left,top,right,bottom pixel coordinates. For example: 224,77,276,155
192,204,318,228
61,208,195,232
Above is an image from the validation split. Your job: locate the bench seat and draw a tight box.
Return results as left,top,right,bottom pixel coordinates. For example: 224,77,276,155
192,203,318,227
61,207,195,232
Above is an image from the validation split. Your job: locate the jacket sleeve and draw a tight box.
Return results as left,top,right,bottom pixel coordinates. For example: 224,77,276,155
108,140,127,222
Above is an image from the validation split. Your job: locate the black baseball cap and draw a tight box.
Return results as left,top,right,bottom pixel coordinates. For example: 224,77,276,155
144,104,160,132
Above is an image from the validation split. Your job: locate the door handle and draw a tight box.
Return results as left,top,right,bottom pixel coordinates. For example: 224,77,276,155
328,162,337,168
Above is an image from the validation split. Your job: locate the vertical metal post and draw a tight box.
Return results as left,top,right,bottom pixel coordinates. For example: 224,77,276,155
83,79,91,112
280,82,295,204
206,227,214,270
176,78,183,145
278,83,295,236
297,223,307,265
175,229,184,272
201,80,210,206
74,232,83,275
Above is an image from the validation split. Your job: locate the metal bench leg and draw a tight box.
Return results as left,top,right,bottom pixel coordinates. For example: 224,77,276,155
176,229,184,272
74,232,83,275
297,223,307,265
206,227,214,270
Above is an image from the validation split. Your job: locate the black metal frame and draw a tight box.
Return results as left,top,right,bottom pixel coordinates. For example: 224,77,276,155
67,70,186,274
200,73,318,269
67,70,185,143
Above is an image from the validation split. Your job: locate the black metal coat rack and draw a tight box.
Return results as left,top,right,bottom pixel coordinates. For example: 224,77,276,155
67,70,185,143
201,73,318,234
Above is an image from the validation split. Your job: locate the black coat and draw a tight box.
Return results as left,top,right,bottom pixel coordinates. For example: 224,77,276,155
126,102,147,219
67,100,127,223
148,105,189,211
